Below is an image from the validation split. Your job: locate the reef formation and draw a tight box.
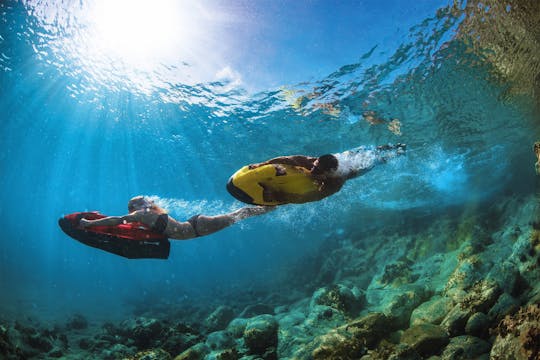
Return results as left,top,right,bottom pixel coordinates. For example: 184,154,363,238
2,192,540,359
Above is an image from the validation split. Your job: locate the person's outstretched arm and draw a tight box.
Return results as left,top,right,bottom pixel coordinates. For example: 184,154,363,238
79,212,142,228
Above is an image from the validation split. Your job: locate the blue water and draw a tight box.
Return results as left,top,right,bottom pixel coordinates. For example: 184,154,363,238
1,0,538,324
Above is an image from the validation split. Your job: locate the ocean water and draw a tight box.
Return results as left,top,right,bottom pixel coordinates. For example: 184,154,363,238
1,0,539,358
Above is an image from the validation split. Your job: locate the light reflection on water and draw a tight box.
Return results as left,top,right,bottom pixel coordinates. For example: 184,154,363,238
19,0,244,99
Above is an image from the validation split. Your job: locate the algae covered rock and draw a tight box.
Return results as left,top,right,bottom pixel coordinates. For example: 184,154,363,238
490,303,540,360
310,283,364,316
122,317,164,348
410,296,454,326
465,312,490,338
440,304,472,337
312,330,367,360
310,311,396,360
441,335,490,360
174,343,210,360
345,312,397,348
400,323,449,357
206,330,235,350
205,305,235,332
242,314,278,356
226,318,248,339
126,348,171,360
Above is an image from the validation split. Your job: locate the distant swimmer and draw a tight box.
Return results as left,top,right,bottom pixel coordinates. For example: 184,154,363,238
227,143,406,205
59,196,274,259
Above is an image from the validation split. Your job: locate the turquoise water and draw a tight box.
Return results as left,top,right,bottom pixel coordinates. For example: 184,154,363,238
1,0,538,346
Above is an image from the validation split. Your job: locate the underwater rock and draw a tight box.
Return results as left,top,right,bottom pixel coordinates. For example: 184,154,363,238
491,303,540,360
487,293,521,324
465,312,490,338
383,286,431,328
174,343,210,360
127,348,172,360
205,305,235,332
345,312,398,348
215,348,240,360
379,259,417,287
103,343,136,359
239,303,275,318
226,318,248,339
48,346,64,358
242,314,278,356
206,330,235,350
410,295,455,326
160,325,202,357
309,311,397,359
0,323,26,360
461,280,502,314
66,313,88,330
440,335,490,360
311,329,367,360
122,317,164,348
441,280,502,336
400,323,449,357
440,304,472,337
310,283,364,316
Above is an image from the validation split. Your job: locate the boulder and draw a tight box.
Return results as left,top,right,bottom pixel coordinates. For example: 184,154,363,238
205,306,235,332
243,315,278,355
400,324,449,357
465,312,490,338
490,304,540,360
441,335,490,359
410,296,454,326
174,343,210,360
310,284,364,316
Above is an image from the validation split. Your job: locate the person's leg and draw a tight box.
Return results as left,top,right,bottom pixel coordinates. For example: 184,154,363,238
192,207,274,236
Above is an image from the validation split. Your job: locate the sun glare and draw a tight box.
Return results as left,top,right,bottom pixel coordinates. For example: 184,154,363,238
25,0,245,95
88,0,192,66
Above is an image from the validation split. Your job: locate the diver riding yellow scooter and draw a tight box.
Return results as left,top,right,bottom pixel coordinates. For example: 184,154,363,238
226,144,406,206
227,163,323,205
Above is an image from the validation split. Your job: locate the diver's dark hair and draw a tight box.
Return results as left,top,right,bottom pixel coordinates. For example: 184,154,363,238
312,154,338,175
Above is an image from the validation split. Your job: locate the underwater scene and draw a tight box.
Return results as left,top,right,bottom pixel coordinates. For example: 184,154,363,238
1,0,540,359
